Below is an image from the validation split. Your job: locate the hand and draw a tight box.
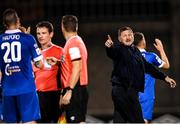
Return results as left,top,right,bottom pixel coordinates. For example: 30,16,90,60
19,26,31,34
46,57,58,66
43,60,52,69
165,76,176,88
153,38,164,52
60,90,72,105
59,94,63,108
105,35,113,48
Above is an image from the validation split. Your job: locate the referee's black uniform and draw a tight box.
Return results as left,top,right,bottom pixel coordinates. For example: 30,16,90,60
106,42,166,123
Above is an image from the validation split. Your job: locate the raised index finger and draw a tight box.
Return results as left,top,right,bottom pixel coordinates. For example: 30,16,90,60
108,35,112,40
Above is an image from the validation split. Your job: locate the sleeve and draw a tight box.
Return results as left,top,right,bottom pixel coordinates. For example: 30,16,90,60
152,53,165,68
143,56,166,81
106,42,123,60
68,39,82,61
28,35,42,62
69,47,81,60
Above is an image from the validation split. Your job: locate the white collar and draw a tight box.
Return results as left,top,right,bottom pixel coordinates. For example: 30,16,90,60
5,29,21,34
139,48,146,52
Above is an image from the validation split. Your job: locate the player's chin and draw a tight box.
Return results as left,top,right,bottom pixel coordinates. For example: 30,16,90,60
125,42,133,46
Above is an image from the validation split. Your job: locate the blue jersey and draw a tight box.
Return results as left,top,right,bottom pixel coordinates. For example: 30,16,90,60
139,49,164,101
0,29,42,96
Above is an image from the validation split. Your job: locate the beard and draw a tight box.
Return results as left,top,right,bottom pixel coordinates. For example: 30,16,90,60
122,40,133,46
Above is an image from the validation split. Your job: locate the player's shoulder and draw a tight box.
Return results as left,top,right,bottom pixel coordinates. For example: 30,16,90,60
0,32,9,37
71,36,86,48
52,44,63,50
144,51,157,57
48,44,63,56
53,44,63,49
0,33,5,39
19,33,34,39
20,33,36,43
70,35,83,43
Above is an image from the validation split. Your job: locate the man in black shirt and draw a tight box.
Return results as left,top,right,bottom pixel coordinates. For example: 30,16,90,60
105,26,176,123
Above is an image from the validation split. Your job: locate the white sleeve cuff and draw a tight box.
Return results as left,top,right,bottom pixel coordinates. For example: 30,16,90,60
33,55,42,62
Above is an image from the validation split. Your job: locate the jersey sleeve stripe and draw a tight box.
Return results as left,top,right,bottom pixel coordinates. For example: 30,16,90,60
158,61,165,68
33,55,42,62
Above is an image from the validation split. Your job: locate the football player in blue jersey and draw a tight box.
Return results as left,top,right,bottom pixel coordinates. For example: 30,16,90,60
0,8,44,123
134,32,170,123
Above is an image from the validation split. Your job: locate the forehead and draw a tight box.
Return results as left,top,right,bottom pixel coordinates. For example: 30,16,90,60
36,27,48,32
121,30,133,35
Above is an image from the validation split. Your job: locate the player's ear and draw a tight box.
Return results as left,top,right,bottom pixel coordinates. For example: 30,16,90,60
26,27,31,34
118,36,121,42
50,32,54,38
17,17,20,28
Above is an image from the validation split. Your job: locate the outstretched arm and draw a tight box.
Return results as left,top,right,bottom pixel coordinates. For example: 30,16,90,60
154,38,170,69
143,57,176,88
105,35,124,59
46,57,60,66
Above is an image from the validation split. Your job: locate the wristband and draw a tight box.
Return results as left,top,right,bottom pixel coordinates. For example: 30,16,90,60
66,87,73,91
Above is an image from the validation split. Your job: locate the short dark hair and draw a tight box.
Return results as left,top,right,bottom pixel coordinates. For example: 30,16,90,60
118,26,133,36
3,8,19,27
62,15,78,32
134,32,144,46
36,21,54,33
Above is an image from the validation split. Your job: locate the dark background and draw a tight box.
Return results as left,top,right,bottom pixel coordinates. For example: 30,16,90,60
0,0,180,121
